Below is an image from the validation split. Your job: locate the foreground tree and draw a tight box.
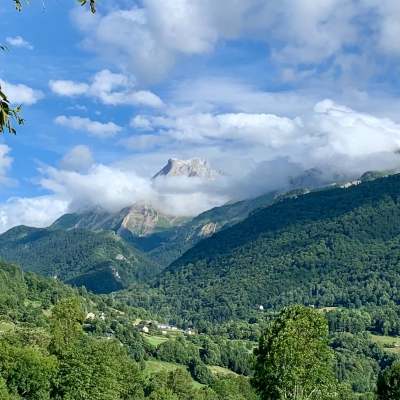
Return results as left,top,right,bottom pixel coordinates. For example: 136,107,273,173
49,297,85,355
13,0,97,12
53,337,145,400
251,305,337,400
377,360,400,399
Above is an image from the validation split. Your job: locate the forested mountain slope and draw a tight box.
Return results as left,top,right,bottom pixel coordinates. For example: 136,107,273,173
0,226,161,294
49,193,276,268
119,174,400,323
147,192,276,267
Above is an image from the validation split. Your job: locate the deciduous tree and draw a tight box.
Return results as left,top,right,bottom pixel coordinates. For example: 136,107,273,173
49,297,85,355
251,305,338,400
377,360,400,399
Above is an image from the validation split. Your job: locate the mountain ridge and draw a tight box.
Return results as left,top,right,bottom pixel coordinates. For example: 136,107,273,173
116,172,400,323
152,157,225,180
0,225,162,294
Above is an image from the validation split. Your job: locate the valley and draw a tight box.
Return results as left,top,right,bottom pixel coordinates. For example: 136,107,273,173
2,159,400,398
3,0,400,397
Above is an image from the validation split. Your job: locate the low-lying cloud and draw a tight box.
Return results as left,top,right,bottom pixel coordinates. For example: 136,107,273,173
1,99,400,233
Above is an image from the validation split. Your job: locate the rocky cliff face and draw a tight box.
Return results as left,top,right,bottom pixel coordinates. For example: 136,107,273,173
152,158,225,180
117,203,190,237
51,204,190,238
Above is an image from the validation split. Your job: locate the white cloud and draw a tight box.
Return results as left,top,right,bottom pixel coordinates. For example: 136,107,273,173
130,115,153,131
71,1,400,86
49,80,89,96
0,145,16,186
54,115,122,138
2,98,400,231
37,163,158,214
0,196,68,234
171,78,318,116
60,145,94,171
72,7,174,82
49,69,163,107
120,99,400,179
6,36,33,50
0,79,43,105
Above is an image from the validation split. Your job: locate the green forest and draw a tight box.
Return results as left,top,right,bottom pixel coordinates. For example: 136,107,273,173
0,226,161,293
3,174,400,397
115,174,400,326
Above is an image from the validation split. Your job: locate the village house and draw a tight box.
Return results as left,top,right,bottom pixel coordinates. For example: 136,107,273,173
136,324,149,333
184,328,195,335
157,323,178,330
86,312,95,320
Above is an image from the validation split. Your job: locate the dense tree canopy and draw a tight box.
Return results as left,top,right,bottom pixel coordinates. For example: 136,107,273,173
251,305,337,400
118,174,400,325
377,360,400,399
0,226,162,293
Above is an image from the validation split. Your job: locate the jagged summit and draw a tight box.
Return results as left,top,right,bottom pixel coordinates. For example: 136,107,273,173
152,158,224,180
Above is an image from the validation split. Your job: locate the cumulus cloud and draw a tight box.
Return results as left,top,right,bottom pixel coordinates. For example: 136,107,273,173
37,163,157,214
172,78,318,117
49,69,162,107
130,115,153,131
0,196,68,234
121,99,400,180
54,115,122,138
70,0,400,84
0,79,44,105
49,80,89,97
60,145,94,171
5,36,34,49
2,98,400,232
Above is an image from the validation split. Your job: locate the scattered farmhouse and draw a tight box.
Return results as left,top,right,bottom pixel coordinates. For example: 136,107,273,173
157,323,178,330
136,324,149,333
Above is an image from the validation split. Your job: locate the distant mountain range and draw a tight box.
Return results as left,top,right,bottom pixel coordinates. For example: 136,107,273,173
118,171,400,323
0,154,398,297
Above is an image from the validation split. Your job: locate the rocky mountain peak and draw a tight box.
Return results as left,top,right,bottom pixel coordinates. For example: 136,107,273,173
152,157,224,180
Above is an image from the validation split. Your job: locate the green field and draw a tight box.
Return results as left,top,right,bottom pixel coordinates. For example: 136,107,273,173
209,366,238,376
0,322,15,332
145,360,187,374
371,334,400,353
24,299,52,317
320,306,339,312
145,335,168,347
24,300,41,307
144,360,203,387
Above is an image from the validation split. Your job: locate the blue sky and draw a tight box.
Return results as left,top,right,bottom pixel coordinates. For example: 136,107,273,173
1,0,400,231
